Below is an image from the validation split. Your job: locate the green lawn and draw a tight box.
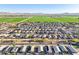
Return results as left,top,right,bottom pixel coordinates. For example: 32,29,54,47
0,16,79,23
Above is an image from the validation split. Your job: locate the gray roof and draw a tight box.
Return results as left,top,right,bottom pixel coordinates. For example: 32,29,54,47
59,45,68,52
21,46,27,52
11,47,19,53
0,46,7,51
53,46,61,53
66,45,77,53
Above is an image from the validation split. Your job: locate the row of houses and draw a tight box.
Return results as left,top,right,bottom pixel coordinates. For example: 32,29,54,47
0,45,77,55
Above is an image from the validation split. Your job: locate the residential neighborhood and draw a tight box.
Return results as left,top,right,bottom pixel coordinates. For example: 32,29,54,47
0,22,79,39
0,22,79,55
0,4,79,55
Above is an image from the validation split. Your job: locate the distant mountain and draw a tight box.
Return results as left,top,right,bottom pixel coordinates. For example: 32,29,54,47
0,12,79,18
0,12,44,15
62,13,79,15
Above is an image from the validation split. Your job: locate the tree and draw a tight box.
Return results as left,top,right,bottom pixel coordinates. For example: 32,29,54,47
71,39,79,42
28,34,33,38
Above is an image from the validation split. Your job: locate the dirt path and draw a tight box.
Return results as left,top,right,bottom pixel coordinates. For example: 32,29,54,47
18,17,32,23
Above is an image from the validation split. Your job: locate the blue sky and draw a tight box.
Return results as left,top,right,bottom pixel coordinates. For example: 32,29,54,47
0,4,79,14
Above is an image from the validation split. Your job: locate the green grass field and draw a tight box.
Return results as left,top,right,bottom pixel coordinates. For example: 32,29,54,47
26,16,79,22
0,18,26,23
0,16,79,23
